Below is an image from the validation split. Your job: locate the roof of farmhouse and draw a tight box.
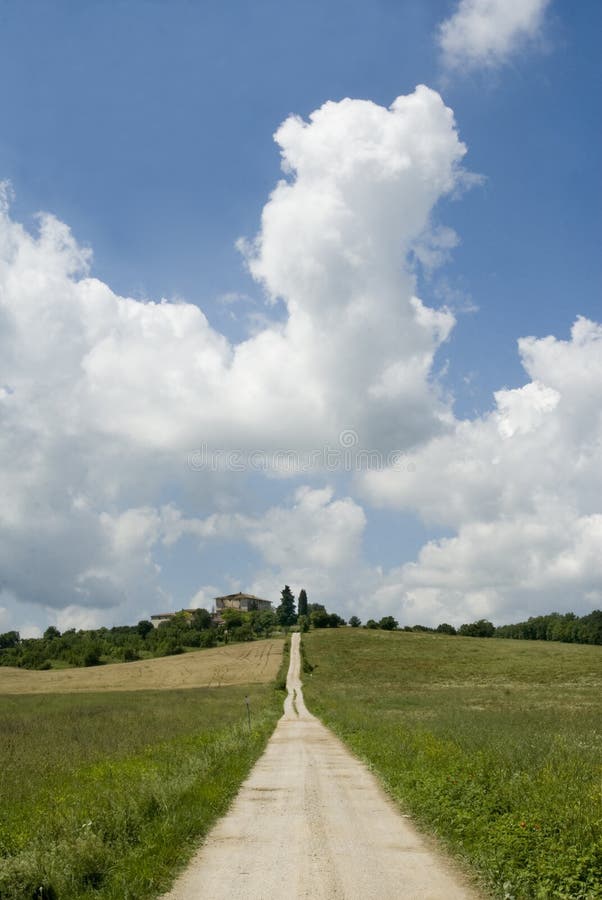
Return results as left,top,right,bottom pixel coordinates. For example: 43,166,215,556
215,592,268,601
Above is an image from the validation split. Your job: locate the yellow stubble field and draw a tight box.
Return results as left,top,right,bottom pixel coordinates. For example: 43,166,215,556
0,637,284,693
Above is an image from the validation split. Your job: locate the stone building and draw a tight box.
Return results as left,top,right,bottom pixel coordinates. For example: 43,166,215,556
214,592,272,613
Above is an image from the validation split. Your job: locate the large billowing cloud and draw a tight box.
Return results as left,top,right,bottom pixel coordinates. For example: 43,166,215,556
166,485,370,612
438,0,550,72
6,78,597,635
362,317,602,624
0,86,466,630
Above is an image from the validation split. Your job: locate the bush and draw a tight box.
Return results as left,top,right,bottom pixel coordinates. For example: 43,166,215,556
157,640,184,657
136,620,154,638
310,609,331,629
199,630,217,648
232,624,254,642
0,630,20,649
186,632,202,648
297,615,310,633
222,609,244,629
459,619,495,638
379,616,398,631
191,608,213,631
83,647,102,667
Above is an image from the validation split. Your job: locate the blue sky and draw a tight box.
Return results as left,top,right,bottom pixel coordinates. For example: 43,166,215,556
1,0,601,633
2,1,599,412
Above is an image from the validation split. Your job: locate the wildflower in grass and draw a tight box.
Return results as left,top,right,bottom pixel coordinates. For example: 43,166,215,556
519,821,526,828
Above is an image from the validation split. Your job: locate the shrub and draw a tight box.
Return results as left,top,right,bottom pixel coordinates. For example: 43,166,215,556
222,609,244,629
232,624,254,642
459,619,495,638
136,620,154,638
157,640,183,657
310,609,331,629
83,646,102,667
297,615,310,633
199,630,217,648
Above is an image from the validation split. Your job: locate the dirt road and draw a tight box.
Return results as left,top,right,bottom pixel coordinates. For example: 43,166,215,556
164,632,481,899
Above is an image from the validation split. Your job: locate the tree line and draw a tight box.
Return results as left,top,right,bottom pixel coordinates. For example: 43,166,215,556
347,610,602,645
494,610,602,645
277,585,346,631
0,585,347,670
4,595,600,670
0,605,273,670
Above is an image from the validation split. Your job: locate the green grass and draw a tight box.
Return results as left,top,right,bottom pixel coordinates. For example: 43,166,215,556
302,629,602,900
0,680,285,899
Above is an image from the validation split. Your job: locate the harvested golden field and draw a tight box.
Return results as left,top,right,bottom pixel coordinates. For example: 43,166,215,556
0,638,284,694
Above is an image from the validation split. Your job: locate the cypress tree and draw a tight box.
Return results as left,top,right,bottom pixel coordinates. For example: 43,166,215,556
276,585,297,626
298,588,308,618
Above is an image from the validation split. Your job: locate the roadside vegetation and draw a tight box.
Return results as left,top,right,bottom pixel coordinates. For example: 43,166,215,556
302,628,602,899
0,649,289,899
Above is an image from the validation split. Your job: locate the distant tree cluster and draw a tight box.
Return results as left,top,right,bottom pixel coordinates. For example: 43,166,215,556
0,584,355,670
358,618,491,635
495,610,602,645
343,610,602,646
364,616,399,630
459,619,495,638
0,605,276,671
308,604,346,629
12,592,597,672
274,587,346,630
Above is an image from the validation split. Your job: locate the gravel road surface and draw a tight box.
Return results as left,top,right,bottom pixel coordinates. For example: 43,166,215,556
163,632,481,899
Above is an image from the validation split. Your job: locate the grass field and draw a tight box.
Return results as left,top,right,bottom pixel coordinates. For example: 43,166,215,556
0,638,283,694
0,639,288,899
302,629,602,900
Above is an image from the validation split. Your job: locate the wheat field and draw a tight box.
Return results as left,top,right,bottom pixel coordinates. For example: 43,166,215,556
0,637,284,693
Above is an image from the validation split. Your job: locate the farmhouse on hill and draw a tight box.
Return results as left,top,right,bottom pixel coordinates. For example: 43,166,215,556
150,609,198,629
214,592,272,613
150,594,272,628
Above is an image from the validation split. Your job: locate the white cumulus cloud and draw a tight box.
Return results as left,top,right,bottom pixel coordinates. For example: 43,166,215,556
362,316,602,623
163,485,367,603
438,0,550,72
0,86,467,631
